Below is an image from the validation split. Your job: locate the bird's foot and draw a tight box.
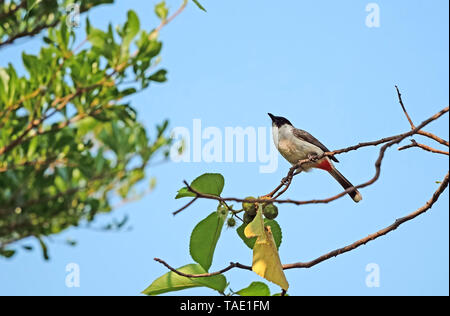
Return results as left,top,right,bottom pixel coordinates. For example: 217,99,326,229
307,153,319,161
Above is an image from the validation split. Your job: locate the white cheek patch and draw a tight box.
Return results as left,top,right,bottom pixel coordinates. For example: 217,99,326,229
272,125,280,148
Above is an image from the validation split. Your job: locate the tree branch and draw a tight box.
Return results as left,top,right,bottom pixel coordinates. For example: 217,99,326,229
417,130,449,147
172,106,448,214
395,85,449,147
154,257,251,278
0,80,111,157
155,171,449,277
283,171,449,269
398,139,449,156
0,19,59,48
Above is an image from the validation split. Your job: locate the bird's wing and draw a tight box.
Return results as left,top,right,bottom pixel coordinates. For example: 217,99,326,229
292,128,339,163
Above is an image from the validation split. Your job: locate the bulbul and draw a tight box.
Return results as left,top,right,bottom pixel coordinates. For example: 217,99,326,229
268,113,362,203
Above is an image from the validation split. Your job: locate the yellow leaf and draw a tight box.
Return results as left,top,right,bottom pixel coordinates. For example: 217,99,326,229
244,205,265,239
244,206,289,291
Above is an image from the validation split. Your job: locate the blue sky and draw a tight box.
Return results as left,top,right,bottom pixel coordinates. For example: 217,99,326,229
0,0,449,296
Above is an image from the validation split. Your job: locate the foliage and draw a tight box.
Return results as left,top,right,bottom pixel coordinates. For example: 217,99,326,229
142,263,227,296
0,0,183,258
143,173,285,296
244,205,288,291
0,0,114,47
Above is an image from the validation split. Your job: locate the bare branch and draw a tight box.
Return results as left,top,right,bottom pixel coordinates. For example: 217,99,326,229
395,85,416,129
395,85,449,147
398,139,449,156
283,171,449,269
417,130,449,147
154,257,251,278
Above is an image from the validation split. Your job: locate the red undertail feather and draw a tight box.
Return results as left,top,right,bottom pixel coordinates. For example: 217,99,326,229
315,159,333,172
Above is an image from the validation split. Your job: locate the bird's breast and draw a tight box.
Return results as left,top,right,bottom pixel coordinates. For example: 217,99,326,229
278,139,310,164
274,125,324,167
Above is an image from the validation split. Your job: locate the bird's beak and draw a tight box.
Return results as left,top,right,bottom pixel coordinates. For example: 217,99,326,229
268,113,275,121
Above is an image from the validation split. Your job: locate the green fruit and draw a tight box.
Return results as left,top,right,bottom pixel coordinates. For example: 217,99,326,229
242,196,257,215
217,203,228,215
243,211,256,224
227,217,236,227
263,203,278,220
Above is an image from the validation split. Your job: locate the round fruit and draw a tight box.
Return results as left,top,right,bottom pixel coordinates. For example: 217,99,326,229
227,217,236,227
243,211,256,224
217,204,228,215
263,203,278,220
242,196,257,215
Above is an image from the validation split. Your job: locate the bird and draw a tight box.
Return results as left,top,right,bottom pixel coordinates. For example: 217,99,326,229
268,113,362,203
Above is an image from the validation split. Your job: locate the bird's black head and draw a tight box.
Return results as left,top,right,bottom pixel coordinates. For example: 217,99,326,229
268,113,292,128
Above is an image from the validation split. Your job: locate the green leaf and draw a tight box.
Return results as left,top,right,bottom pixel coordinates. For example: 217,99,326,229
87,27,107,49
148,69,167,83
236,282,270,296
190,173,224,196
175,187,196,199
190,210,227,271
122,10,140,47
237,223,256,249
264,219,282,250
175,173,224,199
155,1,169,20
192,0,207,12
54,175,67,192
142,263,227,295
0,249,16,258
22,52,38,76
0,68,9,92
237,219,282,250
27,137,39,159
27,0,40,12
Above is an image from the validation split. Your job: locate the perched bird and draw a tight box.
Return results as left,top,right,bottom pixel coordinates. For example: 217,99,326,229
268,113,362,203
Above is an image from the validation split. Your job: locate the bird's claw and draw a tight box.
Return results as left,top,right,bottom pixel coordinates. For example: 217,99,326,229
307,153,319,161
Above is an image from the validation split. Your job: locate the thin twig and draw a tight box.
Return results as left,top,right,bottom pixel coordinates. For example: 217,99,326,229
173,196,199,215
154,0,188,34
398,139,449,155
417,130,449,147
395,85,415,129
154,257,251,278
395,85,449,147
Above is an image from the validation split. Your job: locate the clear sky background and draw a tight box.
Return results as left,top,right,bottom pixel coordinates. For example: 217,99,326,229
0,0,449,296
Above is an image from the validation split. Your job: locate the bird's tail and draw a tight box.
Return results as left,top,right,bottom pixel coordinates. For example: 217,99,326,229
328,167,362,203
